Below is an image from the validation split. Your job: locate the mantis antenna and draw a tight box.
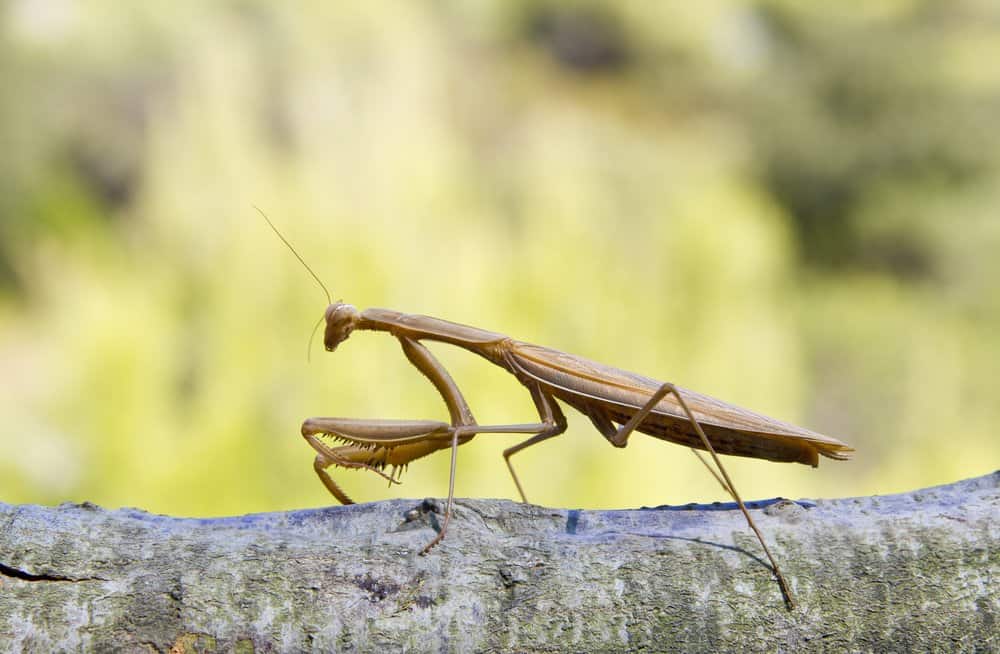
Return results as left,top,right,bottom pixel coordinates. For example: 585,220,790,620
255,205,332,305
255,205,332,361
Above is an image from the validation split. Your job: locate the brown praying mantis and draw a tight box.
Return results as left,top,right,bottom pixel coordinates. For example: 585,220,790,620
261,209,853,610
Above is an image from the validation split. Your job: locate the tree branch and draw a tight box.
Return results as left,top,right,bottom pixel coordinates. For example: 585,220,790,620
1,472,997,652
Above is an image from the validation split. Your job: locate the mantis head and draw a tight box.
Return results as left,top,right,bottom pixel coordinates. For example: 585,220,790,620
324,302,361,352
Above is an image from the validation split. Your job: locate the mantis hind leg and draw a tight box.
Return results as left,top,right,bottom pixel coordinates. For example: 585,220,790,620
612,382,796,609
607,384,732,493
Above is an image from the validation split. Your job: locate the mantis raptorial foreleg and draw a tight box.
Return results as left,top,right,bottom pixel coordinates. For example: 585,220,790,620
303,418,456,504
397,336,476,427
303,336,478,553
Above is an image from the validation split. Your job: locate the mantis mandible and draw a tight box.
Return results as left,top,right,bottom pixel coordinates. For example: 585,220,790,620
261,209,854,610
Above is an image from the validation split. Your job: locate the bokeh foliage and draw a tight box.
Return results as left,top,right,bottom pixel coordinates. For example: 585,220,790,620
1,1,998,516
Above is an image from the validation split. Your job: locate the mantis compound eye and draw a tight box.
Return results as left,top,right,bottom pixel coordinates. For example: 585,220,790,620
324,302,360,351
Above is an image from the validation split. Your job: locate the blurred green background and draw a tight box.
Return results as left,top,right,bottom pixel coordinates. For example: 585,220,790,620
1,1,998,517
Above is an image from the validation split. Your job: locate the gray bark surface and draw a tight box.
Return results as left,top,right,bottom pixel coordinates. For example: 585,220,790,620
1,472,997,653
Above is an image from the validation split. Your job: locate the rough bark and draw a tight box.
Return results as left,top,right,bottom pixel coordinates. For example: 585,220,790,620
0,472,996,653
